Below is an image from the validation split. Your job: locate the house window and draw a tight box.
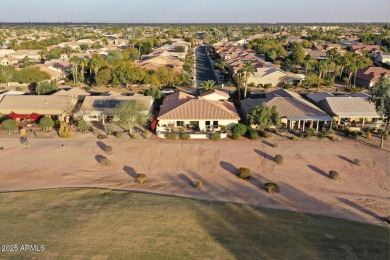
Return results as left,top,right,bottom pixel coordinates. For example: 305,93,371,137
213,121,218,127
205,121,211,126
177,121,184,127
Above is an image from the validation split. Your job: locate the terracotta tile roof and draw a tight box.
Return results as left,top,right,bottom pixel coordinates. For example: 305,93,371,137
351,45,381,53
158,91,240,120
355,67,389,83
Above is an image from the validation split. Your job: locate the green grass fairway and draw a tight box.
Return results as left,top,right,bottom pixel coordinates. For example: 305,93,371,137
0,188,388,259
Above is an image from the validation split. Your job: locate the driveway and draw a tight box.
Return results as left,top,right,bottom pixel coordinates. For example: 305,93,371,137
196,46,218,88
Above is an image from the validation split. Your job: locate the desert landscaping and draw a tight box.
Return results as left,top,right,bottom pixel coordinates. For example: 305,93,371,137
0,135,388,226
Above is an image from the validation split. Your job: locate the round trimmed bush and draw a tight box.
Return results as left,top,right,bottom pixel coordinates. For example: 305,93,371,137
232,131,240,140
233,123,247,136
264,183,279,193
353,159,361,166
114,131,122,138
272,143,278,148
166,133,178,140
329,170,340,180
237,167,251,179
291,136,298,141
247,128,258,140
39,117,54,131
103,145,113,155
274,154,283,165
192,180,203,189
97,134,107,139
135,174,148,184
99,158,111,166
210,133,221,141
180,133,191,140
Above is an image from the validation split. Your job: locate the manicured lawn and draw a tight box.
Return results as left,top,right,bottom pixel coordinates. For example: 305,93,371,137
0,188,388,259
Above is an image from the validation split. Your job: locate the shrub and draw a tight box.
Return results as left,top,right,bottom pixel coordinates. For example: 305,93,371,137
103,145,113,155
378,129,384,135
114,131,122,138
264,83,272,89
39,117,54,131
329,170,340,180
232,123,247,136
237,167,251,179
264,183,279,193
220,125,227,132
247,127,258,140
210,133,221,141
353,159,361,166
15,87,23,91
76,120,90,133
93,129,99,136
366,132,372,139
192,180,203,189
260,130,271,138
272,143,278,148
305,128,316,137
274,154,284,165
291,136,298,141
320,129,328,139
166,133,178,140
97,134,107,139
104,124,114,135
135,174,148,184
180,133,191,140
59,122,73,138
232,131,240,140
143,131,151,139
99,158,111,166
344,128,351,137
350,132,358,139
1,119,17,134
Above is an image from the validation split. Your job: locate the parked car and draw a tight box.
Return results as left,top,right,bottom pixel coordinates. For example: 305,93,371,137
161,88,175,95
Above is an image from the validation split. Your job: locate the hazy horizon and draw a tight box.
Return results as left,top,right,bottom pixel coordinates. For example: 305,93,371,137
1,0,389,23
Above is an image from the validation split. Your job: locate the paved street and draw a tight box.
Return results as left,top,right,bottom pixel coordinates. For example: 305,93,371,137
195,46,218,88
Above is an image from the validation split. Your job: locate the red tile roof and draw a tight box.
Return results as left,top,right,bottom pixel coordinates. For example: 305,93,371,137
355,67,389,83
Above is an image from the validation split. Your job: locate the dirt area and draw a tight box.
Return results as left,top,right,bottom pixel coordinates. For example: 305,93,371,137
0,135,388,226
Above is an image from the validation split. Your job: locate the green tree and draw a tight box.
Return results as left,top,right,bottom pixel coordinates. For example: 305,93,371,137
76,120,89,133
13,66,50,84
95,68,112,86
0,65,17,87
123,48,140,61
370,77,390,149
247,103,281,130
114,101,151,134
106,50,124,64
1,119,17,135
79,58,88,83
36,80,58,95
39,117,54,131
111,61,146,89
89,54,106,83
144,86,162,100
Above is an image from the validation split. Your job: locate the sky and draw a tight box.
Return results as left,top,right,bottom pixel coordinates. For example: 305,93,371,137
1,0,389,23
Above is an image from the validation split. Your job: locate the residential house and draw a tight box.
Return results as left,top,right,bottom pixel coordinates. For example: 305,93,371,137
373,52,390,67
241,89,332,132
0,95,77,121
7,50,41,61
304,49,327,60
0,56,17,66
34,61,71,82
246,67,304,86
75,95,153,124
316,96,381,127
351,45,381,54
135,55,183,73
156,91,240,138
0,49,15,58
354,67,389,88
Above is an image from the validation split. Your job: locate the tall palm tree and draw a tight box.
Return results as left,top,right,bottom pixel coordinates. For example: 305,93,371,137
79,58,88,83
89,54,105,82
69,56,80,84
234,69,245,100
242,61,255,99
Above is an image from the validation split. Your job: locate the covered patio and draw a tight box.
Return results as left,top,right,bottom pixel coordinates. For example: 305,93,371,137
286,115,333,132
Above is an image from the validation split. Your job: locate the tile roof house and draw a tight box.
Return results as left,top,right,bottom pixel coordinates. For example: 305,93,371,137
75,95,153,124
373,52,390,67
351,45,381,54
247,67,304,86
156,91,240,137
307,92,380,126
241,88,332,131
0,95,77,121
304,49,327,60
354,67,389,88
135,55,183,74
52,87,91,101
199,89,230,101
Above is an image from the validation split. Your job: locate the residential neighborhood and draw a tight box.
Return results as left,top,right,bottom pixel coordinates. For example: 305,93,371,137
0,2,389,258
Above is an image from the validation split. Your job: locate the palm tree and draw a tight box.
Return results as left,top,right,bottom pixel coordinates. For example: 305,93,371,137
200,80,217,91
69,56,79,84
242,62,255,99
89,54,105,82
353,59,365,87
234,69,245,100
79,58,88,83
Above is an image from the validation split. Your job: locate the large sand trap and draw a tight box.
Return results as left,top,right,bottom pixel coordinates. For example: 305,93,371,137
0,136,389,226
